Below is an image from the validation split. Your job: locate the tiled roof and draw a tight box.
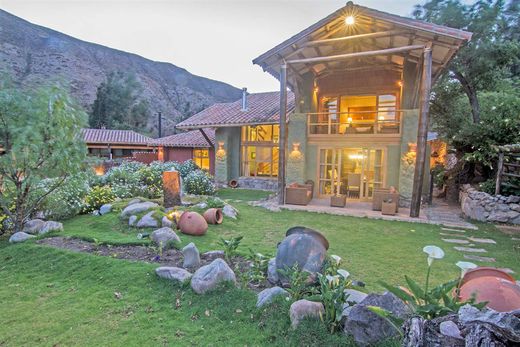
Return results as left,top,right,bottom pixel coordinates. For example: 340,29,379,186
150,129,215,148
176,91,295,129
82,128,152,145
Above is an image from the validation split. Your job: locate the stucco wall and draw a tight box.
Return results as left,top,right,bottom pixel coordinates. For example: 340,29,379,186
163,147,215,175
286,113,308,184
215,127,241,184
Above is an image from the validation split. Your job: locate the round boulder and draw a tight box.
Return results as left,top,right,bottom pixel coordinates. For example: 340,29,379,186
155,266,192,283
190,258,236,294
22,219,45,234
9,232,36,243
151,227,181,249
39,221,63,234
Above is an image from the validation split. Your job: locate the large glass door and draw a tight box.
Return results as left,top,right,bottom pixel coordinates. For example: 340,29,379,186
318,147,384,199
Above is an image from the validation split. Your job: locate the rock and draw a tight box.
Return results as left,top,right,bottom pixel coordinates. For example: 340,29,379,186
99,204,112,215
488,211,518,223
439,320,463,340
22,219,45,234
129,215,138,226
151,227,180,249
222,204,238,219
256,286,289,308
182,242,200,268
345,289,368,304
458,305,520,341
195,202,208,209
9,232,36,243
289,299,325,329
92,210,100,216
39,221,63,234
161,216,173,228
127,198,141,206
155,266,192,283
467,237,496,244
190,258,236,294
343,292,410,346
267,257,279,284
506,196,520,204
202,250,225,259
121,201,158,218
136,211,159,228
463,254,496,262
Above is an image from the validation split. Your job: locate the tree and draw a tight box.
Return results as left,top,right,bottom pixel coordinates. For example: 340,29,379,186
0,81,87,232
414,0,520,124
89,71,150,131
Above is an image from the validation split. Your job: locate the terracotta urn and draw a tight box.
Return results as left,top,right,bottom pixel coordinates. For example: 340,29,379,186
459,267,520,312
178,211,208,236
203,208,223,225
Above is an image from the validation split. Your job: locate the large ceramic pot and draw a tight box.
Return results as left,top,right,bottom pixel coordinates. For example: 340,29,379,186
203,208,223,225
275,226,329,285
178,211,208,236
459,267,520,312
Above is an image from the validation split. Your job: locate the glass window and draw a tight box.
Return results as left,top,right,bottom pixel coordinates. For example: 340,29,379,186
193,148,210,171
241,125,279,143
240,125,279,178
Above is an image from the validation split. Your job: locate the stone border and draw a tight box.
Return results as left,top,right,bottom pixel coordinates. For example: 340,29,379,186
460,184,520,224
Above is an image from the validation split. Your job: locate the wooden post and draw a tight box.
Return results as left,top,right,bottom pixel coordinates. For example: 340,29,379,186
495,152,504,195
410,45,432,218
278,64,288,205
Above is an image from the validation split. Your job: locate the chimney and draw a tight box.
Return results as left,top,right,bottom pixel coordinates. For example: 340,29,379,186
241,87,248,111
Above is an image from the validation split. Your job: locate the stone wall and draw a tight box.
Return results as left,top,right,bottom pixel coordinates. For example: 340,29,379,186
460,184,520,224
237,177,278,191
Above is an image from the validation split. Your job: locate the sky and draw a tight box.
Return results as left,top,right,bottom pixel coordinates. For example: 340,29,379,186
2,0,431,92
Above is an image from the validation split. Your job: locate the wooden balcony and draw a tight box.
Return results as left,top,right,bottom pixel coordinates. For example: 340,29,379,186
307,110,402,137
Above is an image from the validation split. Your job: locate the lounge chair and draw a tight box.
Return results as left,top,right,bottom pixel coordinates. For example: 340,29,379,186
372,187,400,212
285,182,313,205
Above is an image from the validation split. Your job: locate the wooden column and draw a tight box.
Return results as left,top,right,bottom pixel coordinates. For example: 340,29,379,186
278,64,288,205
410,45,432,218
495,152,504,195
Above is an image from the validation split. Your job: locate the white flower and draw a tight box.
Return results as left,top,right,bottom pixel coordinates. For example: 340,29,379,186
423,245,445,266
337,269,350,279
330,254,342,265
456,261,477,277
326,275,340,286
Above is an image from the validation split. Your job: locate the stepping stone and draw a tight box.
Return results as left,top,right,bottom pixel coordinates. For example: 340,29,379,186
442,227,466,233
467,237,496,244
442,238,470,244
512,238,520,241
463,254,496,263
499,268,515,274
454,246,487,253
440,232,468,238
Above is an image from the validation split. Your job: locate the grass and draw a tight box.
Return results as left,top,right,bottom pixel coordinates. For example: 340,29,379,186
1,188,519,346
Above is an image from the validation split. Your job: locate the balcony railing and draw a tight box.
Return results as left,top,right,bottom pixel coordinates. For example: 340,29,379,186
307,110,403,136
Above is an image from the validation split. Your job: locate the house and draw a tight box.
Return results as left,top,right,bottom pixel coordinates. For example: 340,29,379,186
150,129,216,174
177,2,471,217
176,90,295,190
82,128,154,160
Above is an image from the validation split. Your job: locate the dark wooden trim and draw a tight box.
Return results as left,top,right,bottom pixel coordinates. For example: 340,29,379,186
198,129,214,147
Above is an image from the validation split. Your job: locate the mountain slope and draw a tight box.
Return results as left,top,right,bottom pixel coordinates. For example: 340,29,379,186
0,9,242,135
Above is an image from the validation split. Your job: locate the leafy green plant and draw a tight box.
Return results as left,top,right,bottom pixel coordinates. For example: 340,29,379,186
311,270,351,333
246,249,269,283
218,236,243,261
206,197,226,209
321,254,343,276
277,264,316,301
82,186,116,213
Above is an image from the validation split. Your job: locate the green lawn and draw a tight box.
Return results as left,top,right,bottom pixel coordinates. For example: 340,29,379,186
1,188,519,346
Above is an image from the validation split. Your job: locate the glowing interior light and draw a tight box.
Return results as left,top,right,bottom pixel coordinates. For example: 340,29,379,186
345,16,355,25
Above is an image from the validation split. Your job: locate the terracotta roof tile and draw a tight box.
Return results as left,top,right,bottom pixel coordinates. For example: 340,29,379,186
82,128,152,145
150,129,215,148
176,91,295,129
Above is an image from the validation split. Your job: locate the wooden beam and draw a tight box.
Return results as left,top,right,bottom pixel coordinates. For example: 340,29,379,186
278,64,288,205
410,44,433,218
286,44,425,65
198,129,213,147
303,29,406,48
495,152,504,195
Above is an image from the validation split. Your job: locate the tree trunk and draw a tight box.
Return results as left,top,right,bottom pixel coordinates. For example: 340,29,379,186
452,70,480,123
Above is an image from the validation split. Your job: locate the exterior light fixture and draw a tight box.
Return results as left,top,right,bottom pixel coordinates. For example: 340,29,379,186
292,142,300,152
216,141,226,159
314,86,319,93
345,16,355,25
289,142,303,160
397,80,403,87
408,142,417,154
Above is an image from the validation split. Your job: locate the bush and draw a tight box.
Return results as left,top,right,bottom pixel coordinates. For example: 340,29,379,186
42,173,91,220
177,159,199,178
82,186,116,213
183,170,216,195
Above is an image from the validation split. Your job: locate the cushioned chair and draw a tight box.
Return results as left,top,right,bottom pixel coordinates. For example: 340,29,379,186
372,188,400,212
285,182,313,205
347,173,361,198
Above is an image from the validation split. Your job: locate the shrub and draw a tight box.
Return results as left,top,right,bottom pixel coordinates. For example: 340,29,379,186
41,173,92,220
183,170,216,195
82,186,116,213
177,159,199,178
218,236,243,261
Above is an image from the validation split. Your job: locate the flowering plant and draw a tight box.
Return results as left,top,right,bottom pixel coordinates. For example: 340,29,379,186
183,170,216,195
313,269,351,332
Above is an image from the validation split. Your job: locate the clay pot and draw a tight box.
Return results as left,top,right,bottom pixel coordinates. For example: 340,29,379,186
459,267,520,312
229,179,238,188
177,211,208,236
203,208,223,225
286,226,329,250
